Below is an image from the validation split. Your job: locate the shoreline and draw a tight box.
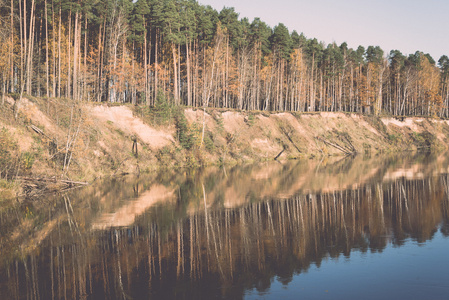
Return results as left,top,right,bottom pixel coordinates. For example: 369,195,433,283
1,96,449,200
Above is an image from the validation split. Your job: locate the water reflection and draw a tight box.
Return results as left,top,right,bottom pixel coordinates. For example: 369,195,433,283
1,153,449,299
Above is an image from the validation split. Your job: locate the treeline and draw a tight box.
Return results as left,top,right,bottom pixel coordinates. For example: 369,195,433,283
1,0,449,116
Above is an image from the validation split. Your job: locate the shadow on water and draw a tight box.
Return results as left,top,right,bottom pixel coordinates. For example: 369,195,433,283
1,152,449,299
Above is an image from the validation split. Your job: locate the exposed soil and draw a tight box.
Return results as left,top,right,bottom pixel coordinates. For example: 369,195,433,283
2,96,449,197
90,105,175,150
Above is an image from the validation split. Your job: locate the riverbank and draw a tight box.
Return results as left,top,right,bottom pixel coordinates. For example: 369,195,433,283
1,95,449,199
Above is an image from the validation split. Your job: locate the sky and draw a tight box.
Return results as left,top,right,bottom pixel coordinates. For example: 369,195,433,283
198,0,449,62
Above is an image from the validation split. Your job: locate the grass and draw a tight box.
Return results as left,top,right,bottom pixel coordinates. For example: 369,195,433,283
388,134,399,142
0,179,18,202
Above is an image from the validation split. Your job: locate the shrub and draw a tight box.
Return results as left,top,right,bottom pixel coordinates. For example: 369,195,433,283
412,131,435,148
388,134,398,142
0,179,17,201
247,113,255,127
0,128,20,179
20,152,35,172
152,90,173,125
215,116,224,133
134,90,174,126
174,109,194,149
204,131,215,152
0,128,35,179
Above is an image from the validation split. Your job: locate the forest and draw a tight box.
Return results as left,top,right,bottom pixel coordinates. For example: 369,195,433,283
1,0,449,116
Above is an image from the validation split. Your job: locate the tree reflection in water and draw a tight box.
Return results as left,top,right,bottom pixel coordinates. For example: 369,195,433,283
1,153,449,299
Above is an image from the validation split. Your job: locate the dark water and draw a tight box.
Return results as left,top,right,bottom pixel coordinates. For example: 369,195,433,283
1,153,449,299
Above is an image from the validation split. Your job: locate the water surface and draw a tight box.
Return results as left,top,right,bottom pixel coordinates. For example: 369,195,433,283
1,153,449,299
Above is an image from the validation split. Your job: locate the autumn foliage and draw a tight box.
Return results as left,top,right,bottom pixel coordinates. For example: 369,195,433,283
1,0,448,117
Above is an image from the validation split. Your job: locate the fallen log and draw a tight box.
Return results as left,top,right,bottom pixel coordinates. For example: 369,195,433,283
59,179,90,186
274,147,286,160
343,136,356,153
280,127,302,154
29,125,52,140
333,139,354,154
316,137,355,155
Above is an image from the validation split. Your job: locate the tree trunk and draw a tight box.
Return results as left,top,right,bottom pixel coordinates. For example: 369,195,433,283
96,22,103,102
144,29,148,104
16,0,25,120
58,7,61,98
51,0,56,97
67,10,72,99
186,39,191,106
154,31,158,104
83,15,88,100
45,0,49,98
10,0,14,93
73,11,79,100
178,42,181,103
172,43,178,104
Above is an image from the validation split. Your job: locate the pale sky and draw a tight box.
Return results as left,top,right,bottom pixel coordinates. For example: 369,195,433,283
199,0,449,62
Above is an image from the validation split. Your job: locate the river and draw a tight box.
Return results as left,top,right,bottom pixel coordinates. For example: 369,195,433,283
1,153,449,299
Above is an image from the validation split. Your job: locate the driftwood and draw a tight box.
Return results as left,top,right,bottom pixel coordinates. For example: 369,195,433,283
16,176,89,190
16,176,88,187
16,176,89,199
